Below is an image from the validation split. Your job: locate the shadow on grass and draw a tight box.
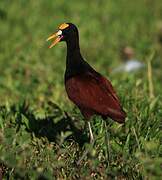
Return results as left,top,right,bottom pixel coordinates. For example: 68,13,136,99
12,101,89,147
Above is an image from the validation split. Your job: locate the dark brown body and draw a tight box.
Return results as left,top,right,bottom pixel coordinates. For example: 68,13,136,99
65,70,126,123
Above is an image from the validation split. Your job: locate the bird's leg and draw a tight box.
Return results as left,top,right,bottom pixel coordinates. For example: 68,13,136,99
77,121,94,165
88,121,94,143
104,121,111,168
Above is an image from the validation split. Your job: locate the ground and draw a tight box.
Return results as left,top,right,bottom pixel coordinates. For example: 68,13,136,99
0,0,162,179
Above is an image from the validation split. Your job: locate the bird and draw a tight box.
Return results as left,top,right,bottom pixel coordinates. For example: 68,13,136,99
47,23,126,162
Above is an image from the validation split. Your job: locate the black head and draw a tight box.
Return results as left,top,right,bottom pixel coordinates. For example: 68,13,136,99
47,23,79,48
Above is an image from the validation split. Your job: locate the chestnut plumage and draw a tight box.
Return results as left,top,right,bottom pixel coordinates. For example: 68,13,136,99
47,23,126,123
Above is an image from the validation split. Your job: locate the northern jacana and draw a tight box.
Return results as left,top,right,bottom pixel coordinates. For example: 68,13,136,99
47,23,126,163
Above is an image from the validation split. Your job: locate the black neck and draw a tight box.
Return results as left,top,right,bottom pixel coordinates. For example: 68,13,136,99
65,36,85,81
64,33,94,81
66,35,82,64
66,36,80,53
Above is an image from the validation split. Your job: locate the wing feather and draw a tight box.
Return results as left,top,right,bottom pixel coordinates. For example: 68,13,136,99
65,72,126,122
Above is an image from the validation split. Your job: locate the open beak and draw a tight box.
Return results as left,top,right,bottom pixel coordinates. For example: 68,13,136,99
46,30,63,48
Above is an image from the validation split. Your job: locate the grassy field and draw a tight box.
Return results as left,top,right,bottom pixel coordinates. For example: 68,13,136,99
0,0,162,179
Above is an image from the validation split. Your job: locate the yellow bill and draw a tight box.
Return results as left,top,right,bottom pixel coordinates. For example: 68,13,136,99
46,30,63,48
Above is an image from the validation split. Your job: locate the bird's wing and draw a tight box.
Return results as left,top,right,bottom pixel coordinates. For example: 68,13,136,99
65,72,126,122
96,74,120,103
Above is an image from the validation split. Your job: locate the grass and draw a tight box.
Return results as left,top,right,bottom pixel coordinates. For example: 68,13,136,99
0,0,162,179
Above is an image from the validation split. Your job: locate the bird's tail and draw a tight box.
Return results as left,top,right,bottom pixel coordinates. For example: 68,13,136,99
112,109,126,123
102,109,126,124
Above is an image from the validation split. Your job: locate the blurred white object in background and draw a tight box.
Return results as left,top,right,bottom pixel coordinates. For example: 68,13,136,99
113,59,144,73
113,46,145,73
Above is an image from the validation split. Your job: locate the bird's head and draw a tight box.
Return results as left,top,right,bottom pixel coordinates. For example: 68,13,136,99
47,23,79,48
